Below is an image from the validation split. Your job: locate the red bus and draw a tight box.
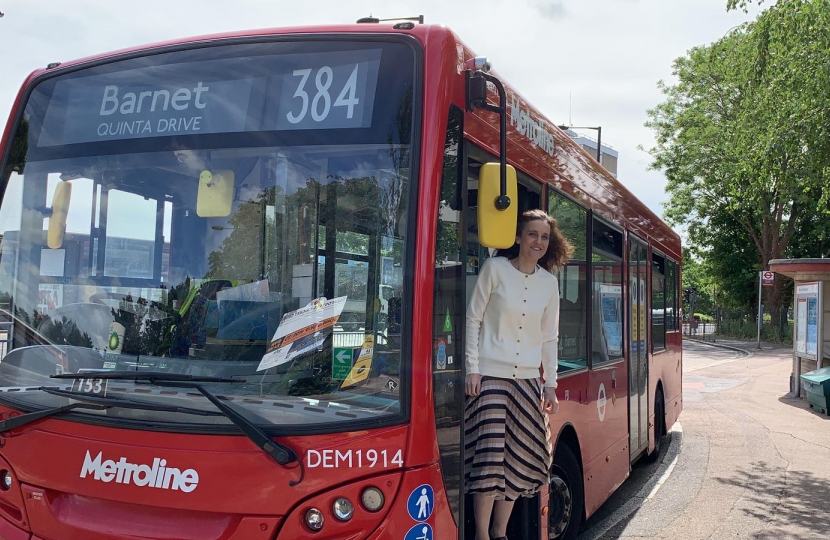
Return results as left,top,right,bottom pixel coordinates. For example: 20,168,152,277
0,20,681,540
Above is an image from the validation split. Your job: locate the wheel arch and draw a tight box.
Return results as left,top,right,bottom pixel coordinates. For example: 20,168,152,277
550,422,586,535
554,422,583,470
553,423,584,516
654,379,666,434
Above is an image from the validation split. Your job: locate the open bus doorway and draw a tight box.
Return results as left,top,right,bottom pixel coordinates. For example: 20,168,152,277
462,154,543,540
430,131,544,539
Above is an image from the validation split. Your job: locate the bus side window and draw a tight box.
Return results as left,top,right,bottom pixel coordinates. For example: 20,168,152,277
666,258,679,332
591,218,624,364
548,189,588,372
652,252,666,350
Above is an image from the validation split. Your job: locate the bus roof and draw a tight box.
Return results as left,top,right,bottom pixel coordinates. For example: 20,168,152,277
22,23,439,79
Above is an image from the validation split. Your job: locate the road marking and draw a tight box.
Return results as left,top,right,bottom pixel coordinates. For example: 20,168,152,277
645,423,682,502
578,423,683,540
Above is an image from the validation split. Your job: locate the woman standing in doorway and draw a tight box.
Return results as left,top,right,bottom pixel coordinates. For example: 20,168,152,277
465,209,573,540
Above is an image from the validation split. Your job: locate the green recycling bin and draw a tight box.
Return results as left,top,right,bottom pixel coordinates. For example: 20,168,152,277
801,366,830,416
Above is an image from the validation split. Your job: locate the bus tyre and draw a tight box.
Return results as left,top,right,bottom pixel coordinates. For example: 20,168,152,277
645,390,665,463
548,443,583,540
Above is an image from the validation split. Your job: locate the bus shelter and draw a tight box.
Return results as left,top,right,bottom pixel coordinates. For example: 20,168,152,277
768,258,830,397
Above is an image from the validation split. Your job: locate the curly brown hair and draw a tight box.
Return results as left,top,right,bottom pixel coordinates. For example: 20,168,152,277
495,209,574,272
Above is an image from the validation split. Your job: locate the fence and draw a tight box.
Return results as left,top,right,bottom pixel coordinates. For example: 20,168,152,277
681,315,793,344
682,321,718,341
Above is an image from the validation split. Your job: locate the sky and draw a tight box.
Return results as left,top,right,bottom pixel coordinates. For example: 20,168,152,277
0,0,761,224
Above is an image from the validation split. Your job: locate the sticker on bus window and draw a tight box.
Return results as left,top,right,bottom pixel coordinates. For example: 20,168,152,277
256,296,347,371
443,308,453,333
434,339,447,370
340,335,373,388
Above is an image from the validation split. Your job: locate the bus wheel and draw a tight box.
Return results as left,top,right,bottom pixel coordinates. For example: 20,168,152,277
645,390,665,463
548,444,583,540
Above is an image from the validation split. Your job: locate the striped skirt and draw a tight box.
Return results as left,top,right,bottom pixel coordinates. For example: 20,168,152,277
464,376,552,501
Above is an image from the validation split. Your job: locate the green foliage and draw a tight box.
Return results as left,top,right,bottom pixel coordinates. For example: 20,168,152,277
39,316,94,348
436,220,460,265
549,194,587,260
436,107,463,266
726,0,766,12
111,294,179,357
694,212,759,311
206,196,269,280
646,0,830,320
718,319,793,344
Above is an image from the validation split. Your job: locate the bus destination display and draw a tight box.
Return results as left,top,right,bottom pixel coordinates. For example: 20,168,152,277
37,49,382,147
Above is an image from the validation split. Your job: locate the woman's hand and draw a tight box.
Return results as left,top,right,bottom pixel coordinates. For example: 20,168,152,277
465,373,482,397
542,387,559,413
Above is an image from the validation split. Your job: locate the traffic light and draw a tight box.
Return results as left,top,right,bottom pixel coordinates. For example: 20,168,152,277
683,288,697,303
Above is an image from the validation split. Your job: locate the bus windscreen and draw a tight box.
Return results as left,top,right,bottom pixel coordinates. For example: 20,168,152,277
0,39,416,433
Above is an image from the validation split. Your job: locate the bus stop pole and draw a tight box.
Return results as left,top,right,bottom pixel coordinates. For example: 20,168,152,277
756,271,763,349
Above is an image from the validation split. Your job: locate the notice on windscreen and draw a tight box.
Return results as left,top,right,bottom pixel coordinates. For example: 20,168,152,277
256,297,347,372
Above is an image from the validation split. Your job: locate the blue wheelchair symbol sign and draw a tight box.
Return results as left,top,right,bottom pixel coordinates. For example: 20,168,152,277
404,522,433,540
407,484,434,521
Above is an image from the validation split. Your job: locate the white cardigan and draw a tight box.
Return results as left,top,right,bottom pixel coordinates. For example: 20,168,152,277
465,256,559,388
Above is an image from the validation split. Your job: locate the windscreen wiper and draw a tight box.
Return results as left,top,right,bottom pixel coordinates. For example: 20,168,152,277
0,402,108,432
39,387,226,417
152,380,304,486
0,387,224,433
51,371,241,383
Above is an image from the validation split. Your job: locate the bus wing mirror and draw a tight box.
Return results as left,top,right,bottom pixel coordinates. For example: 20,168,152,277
47,181,72,249
477,163,517,249
197,170,234,217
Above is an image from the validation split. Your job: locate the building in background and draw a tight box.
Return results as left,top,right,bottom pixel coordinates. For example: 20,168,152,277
561,128,618,177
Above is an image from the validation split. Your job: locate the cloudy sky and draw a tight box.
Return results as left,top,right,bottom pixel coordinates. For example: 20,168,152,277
0,0,760,221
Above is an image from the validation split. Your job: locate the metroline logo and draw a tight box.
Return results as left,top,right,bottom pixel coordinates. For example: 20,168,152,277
79,450,199,493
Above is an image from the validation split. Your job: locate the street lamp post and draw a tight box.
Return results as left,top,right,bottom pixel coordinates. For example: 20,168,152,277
557,125,602,165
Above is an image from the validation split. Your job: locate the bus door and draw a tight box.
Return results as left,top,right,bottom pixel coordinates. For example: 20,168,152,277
586,218,628,499
628,235,649,459
432,107,544,538
462,145,542,539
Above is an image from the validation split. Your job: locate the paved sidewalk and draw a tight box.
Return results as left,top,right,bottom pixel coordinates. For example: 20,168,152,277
672,338,830,539
596,337,830,539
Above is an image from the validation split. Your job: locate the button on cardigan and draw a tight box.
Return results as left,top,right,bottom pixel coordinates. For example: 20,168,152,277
465,256,560,388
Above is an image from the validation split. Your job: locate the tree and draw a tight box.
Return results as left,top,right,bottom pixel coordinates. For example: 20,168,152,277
645,0,830,326
206,193,273,281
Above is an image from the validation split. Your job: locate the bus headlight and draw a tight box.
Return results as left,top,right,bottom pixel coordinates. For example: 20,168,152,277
304,507,324,531
332,497,354,521
1,470,11,490
361,486,384,512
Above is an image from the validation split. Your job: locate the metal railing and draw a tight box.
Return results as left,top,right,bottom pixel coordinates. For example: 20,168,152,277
682,322,718,341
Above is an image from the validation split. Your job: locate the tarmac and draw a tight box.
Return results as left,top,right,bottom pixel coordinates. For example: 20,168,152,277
580,336,830,540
